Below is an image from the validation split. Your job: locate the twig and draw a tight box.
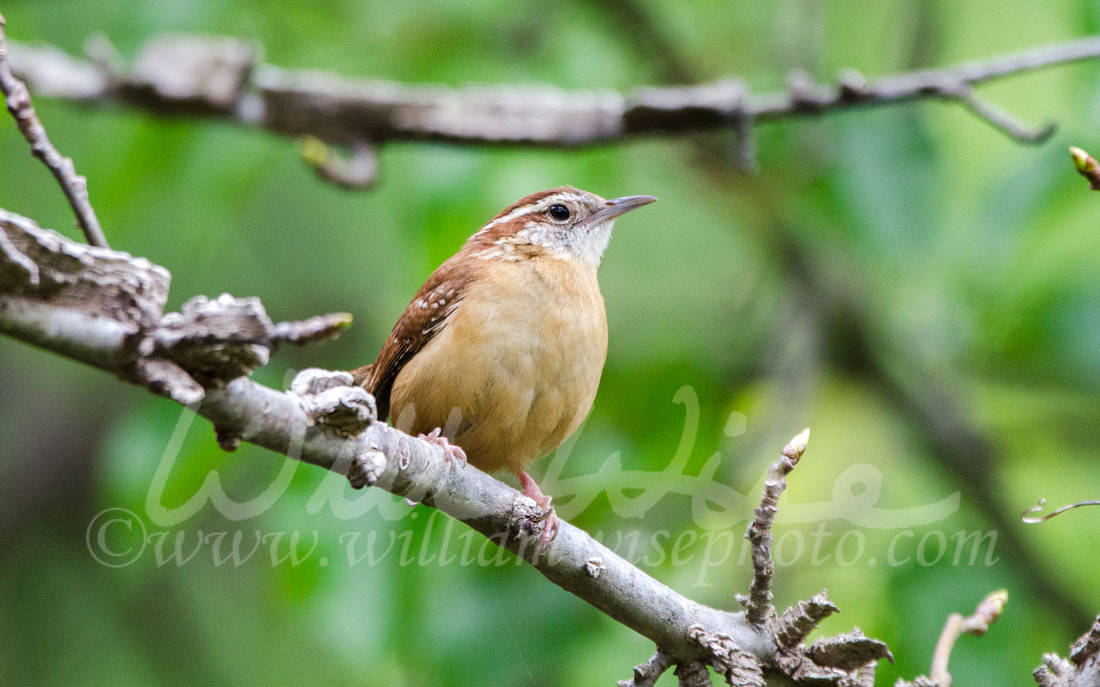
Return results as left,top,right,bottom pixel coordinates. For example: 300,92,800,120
954,88,1055,143
0,223,38,284
1070,146,1100,190
774,591,840,648
742,428,810,626
926,590,1008,687
618,649,673,687
0,15,108,247
300,137,378,189
1022,497,1100,523
6,33,1100,173
752,35,1100,119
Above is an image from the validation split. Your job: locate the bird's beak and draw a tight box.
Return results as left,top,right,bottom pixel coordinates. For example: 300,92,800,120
583,194,658,226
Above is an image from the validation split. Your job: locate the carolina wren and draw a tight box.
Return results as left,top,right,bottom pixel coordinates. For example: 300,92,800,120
353,186,656,539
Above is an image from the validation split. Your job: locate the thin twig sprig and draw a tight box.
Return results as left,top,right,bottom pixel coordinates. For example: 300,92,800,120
742,428,810,626
1022,497,1100,523
930,589,1008,687
896,590,1008,687
617,649,673,687
0,14,107,247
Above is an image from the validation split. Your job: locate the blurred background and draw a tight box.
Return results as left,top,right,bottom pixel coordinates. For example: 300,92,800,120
2,1,1099,685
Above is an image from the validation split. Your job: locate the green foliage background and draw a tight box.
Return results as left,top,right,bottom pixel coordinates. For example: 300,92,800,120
2,1,1099,685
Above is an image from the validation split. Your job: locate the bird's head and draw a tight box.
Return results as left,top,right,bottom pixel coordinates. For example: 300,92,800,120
472,186,657,266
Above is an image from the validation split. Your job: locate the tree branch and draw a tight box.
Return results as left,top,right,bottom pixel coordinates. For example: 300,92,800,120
0,15,108,247
7,33,1100,186
0,203,899,685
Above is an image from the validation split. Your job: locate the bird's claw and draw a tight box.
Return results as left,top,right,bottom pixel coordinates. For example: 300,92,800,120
536,508,560,552
518,471,560,554
418,428,467,471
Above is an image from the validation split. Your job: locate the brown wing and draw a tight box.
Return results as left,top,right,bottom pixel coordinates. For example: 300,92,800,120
356,255,471,420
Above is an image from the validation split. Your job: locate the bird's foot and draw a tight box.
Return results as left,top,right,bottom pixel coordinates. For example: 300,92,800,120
518,470,560,553
418,428,467,471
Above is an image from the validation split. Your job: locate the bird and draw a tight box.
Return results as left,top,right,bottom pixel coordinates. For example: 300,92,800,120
353,186,656,544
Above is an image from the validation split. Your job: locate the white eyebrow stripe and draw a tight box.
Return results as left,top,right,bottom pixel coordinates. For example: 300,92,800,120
476,204,535,235
473,191,591,237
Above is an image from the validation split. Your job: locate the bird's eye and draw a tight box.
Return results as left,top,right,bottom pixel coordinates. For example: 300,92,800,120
547,204,571,221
